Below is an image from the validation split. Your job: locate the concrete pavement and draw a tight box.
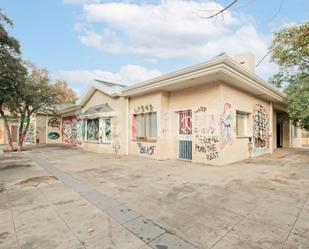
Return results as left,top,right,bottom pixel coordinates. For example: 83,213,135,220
0,145,309,249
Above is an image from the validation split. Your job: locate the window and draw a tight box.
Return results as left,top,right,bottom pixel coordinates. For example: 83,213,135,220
103,118,111,143
87,119,99,141
236,111,249,137
132,112,157,140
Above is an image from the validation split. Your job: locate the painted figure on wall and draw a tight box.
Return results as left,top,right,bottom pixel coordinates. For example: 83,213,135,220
253,104,268,148
220,103,234,149
62,116,82,145
48,117,61,141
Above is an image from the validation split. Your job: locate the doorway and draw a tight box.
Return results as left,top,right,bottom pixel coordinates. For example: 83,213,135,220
178,110,192,160
277,123,283,148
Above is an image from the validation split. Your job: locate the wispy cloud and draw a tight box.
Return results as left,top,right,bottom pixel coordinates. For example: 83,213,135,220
72,0,277,77
52,64,162,97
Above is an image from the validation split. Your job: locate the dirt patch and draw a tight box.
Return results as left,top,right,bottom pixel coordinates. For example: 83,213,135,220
0,183,4,193
270,177,290,185
16,176,58,187
0,164,32,171
0,156,24,162
0,231,9,240
54,199,76,206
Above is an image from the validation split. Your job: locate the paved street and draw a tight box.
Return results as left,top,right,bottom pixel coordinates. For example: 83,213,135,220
0,145,309,249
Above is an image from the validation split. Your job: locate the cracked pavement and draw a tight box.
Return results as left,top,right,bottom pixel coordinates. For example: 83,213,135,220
0,145,309,249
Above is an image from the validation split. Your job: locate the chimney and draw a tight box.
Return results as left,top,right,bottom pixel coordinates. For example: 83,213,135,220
234,52,255,73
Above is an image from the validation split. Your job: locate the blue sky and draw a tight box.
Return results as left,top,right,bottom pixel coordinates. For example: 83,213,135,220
1,0,308,96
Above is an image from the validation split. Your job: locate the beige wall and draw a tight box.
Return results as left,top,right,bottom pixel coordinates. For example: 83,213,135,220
36,115,47,144
128,81,276,165
81,90,128,155
217,83,271,164
129,91,166,159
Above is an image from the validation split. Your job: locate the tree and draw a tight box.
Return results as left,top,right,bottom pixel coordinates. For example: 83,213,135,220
270,22,309,129
0,9,27,151
53,79,77,104
13,62,62,151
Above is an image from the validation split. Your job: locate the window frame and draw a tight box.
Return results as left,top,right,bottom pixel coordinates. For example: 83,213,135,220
102,118,112,144
132,112,158,142
86,118,100,142
236,110,250,138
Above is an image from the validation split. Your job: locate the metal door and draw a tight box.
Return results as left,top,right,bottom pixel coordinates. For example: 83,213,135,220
178,110,192,160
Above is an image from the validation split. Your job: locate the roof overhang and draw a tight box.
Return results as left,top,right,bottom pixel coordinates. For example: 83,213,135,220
120,55,287,106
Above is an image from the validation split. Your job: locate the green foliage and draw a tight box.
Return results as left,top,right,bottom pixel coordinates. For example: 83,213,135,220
14,62,62,149
285,73,309,130
53,80,77,104
0,9,26,107
0,9,77,150
270,22,309,128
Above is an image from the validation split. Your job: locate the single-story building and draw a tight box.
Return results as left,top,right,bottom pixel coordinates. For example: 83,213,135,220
0,52,307,164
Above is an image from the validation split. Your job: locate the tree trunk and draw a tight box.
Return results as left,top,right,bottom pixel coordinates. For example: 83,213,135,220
0,106,14,151
17,114,28,151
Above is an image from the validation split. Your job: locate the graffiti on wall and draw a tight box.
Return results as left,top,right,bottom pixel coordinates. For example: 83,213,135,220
193,107,219,161
23,117,36,144
48,117,61,141
113,120,121,154
0,120,4,144
48,118,61,128
253,104,268,149
137,142,155,156
62,116,82,145
134,104,153,114
162,111,170,136
195,136,219,160
220,103,235,149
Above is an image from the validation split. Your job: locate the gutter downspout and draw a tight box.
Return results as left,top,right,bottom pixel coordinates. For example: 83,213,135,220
126,97,129,155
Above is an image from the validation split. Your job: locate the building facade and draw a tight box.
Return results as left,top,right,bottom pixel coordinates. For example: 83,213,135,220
0,53,307,164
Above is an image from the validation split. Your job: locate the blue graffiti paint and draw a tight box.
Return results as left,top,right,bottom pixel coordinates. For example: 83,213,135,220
48,132,60,140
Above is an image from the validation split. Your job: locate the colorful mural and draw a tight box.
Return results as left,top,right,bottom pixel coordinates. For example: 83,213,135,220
48,117,61,142
220,103,235,149
23,116,36,144
253,104,269,155
62,116,82,145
